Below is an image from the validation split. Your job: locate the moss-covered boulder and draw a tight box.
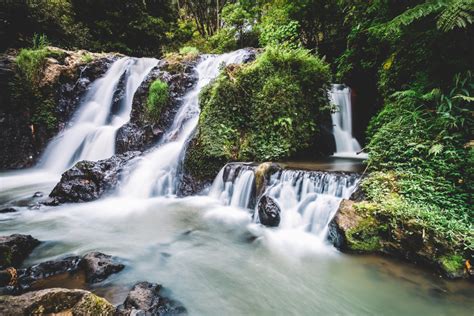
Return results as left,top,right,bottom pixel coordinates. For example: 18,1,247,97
0,288,114,315
0,234,40,269
184,46,332,181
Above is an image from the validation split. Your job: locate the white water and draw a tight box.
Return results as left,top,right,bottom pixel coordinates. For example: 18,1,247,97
330,84,367,159
209,164,359,243
38,57,158,173
118,50,249,198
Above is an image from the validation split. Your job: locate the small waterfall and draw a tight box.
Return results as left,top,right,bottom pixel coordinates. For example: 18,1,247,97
329,84,366,158
210,163,359,240
38,57,158,173
118,50,250,198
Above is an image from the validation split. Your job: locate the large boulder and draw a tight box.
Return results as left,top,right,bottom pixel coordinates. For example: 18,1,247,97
257,195,281,227
0,288,114,315
79,252,125,283
0,234,40,269
48,151,140,204
116,281,187,316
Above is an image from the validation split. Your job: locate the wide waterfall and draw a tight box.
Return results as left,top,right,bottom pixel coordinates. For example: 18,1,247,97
209,163,359,241
118,50,250,198
38,57,158,173
329,84,367,158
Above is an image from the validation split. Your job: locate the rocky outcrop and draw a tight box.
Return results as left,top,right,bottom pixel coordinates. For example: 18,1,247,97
0,47,118,170
0,234,40,269
0,288,115,315
79,252,125,283
257,195,281,227
48,151,140,204
116,281,187,316
176,173,212,197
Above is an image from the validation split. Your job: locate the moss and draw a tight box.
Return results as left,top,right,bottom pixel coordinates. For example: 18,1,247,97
185,46,331,179
440,254,465,275
81,52,94,63
73,293,115,315
146,79,169,122
16,47,65,85
346,216,381,252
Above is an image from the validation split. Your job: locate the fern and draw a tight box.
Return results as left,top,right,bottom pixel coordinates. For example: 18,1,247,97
437,0,474,31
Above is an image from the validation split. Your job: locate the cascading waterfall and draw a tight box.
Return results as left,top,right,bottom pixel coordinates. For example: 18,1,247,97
118,50,249,198
209,163,359,241
38,57,158,173
329,84,367,158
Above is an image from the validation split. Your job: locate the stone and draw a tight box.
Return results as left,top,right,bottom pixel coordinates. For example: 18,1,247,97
257,195,281,227
79,252,125,283
48,151,140,204
116,281,187,316
0,234,40,269
0,207,17,213
0,288,115,315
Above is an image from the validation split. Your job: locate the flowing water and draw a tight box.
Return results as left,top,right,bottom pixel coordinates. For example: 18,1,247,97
0,52,472,315
330,84,367,159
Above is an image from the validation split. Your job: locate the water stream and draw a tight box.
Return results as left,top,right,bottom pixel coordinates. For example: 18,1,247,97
0,52,472,315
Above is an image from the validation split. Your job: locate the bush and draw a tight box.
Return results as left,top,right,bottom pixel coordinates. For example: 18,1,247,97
179,46,199,57
15,47,64,84
146,80,169,122
185,46,331,179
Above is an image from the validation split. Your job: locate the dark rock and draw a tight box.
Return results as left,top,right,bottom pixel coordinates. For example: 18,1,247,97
33,192,43,198
0,288,115,315
0,207,17,213
79,252,124,283
116,122,163,154
116,281,187,316
0,234,40,269
257,195,281,227
177,173,212,197
49,151,140,204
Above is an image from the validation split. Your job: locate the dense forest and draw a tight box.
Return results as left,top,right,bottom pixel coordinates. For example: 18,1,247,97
0,0,473,315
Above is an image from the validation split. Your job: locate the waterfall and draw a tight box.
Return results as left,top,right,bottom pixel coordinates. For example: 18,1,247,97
38,57,158,173
117,50,250,198
209,163,359,240
329,84,367,159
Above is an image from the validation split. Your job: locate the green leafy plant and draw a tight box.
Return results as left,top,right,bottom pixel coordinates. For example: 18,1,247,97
146,79,169,122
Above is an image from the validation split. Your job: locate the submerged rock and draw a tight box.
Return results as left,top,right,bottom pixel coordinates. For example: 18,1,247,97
116,281,187,316
48,151,140,204
257,195,281,227
0,288,115,315
79,252,125,283
0,207,17,213
0,234,40,269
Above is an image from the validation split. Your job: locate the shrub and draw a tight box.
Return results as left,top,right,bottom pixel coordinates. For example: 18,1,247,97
146,79,169,122
15,48,64,84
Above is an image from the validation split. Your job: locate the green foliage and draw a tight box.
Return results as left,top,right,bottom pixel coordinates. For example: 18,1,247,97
146,80,169,122
179,46,199,57
15,47,64,85
185,46,331,179
440,254,465,274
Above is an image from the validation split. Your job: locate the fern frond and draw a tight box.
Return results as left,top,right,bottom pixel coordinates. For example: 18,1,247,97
437,0,474,31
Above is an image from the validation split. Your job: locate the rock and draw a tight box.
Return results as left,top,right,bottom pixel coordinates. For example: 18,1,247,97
48,151,140,204
177,173,212,197
0,288,115,315
254,162,281,197
0,207,17,213
0,234,40,269
257,195,281,227
79,252,124,283
33,192,43,198
116,281,187,316
328,199,364,250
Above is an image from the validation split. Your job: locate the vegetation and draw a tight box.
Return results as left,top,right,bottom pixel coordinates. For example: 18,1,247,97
146,80,169,122
185,46,331,179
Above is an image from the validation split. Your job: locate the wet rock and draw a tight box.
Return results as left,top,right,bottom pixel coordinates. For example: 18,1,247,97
328,199,363,250
49,151,140,204
257,195,281,227
33,192,43,198
0,207,17,213
0,288,115,315
0,234,40,269
116,281,187,316
254,162,281,197
79,252,125,283
116,122,163,154
177,173,212,197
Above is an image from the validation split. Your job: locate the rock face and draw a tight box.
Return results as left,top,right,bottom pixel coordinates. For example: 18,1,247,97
0,234,40,269
79,252,125,283
48,151,140,204
0,48,117,170
116,282,187,316
0,288,115,316
257,195,281,227
176,173,212,197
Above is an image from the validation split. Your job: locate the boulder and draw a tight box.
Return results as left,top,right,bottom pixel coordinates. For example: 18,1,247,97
116,281,187,316
79,252,125,283
0,234,40,269
48,151,140,204
257,195,281,227
0,288,114,315
0,207,17,213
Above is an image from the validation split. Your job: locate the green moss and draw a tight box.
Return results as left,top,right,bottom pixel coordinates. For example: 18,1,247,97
179,46,199,57
440,254,464,275
146,79,169,122
346,216,381,252
81,52,94,63
16,47,65,85
185,46,331,179
73,293,115,315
